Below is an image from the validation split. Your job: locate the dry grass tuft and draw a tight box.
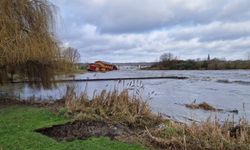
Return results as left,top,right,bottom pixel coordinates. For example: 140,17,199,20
64,86,162,128
147,119,250,150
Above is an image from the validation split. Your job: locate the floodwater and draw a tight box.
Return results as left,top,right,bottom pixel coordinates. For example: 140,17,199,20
1,70,250,122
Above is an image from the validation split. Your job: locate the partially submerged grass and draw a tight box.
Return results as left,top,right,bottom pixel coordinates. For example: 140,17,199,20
185,102,222,111
183,102,239,114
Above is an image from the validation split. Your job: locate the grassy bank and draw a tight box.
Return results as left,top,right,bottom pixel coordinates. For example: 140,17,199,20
0,106,144,150
1,88,250,150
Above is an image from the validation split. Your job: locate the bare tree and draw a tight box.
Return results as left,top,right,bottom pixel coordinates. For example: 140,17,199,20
62,47,81,64
160,53,174,62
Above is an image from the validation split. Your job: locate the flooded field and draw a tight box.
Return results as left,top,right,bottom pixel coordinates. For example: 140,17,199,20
1,70,250,122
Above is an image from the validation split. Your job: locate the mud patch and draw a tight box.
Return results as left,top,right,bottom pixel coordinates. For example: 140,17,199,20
0,98,64,108
35,120,131,141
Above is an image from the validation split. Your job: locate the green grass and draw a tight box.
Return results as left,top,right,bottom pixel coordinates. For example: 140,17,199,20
0,106,145,150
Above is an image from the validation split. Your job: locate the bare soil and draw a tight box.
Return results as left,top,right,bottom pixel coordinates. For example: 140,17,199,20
35,120,133,141
0,98,64,110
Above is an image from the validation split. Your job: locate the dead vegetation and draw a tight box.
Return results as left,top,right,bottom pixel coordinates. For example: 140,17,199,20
185,102,221,111
64,86,162,128
147,118,250,150
183,102,239,114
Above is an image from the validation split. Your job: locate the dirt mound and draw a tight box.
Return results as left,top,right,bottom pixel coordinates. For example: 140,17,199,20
35,120,131,141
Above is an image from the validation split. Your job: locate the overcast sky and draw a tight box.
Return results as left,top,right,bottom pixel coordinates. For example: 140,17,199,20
51,0,250,63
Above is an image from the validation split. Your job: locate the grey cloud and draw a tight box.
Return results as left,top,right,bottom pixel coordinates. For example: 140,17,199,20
59,23,250,62
53,0,250,33
168,21,250,42
51,0,250,62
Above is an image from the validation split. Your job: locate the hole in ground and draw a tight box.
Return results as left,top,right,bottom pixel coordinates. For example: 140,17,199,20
35,120,130,141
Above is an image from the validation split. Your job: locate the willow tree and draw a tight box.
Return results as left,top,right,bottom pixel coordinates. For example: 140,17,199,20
0,0,62,87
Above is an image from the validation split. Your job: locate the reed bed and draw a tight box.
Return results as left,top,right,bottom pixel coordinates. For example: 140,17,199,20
64,86,162,128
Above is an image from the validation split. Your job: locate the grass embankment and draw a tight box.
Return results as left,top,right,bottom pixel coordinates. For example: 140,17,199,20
0,106,144,150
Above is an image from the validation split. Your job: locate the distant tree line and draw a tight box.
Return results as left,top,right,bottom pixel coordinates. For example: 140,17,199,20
147,53,250,70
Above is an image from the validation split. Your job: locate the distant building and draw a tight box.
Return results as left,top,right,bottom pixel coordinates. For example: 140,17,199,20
87,61,118,72
207,54,211,61
115,62,155,70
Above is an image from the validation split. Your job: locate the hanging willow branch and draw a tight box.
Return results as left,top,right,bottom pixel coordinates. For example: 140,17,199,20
0,0,63,87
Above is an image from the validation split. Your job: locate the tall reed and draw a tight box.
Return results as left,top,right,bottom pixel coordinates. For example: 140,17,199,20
64,86,162,128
